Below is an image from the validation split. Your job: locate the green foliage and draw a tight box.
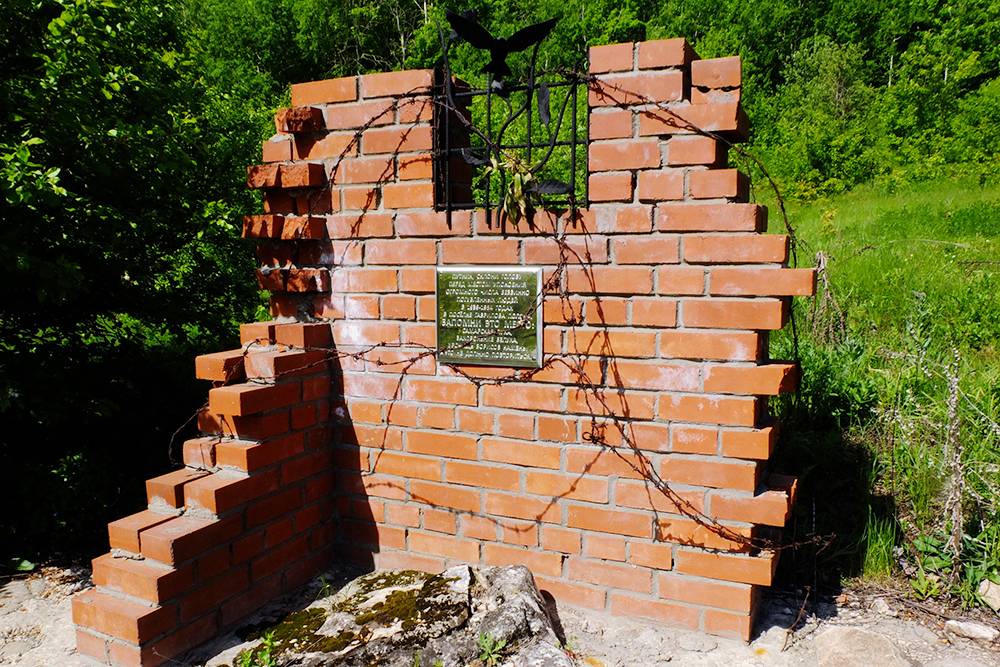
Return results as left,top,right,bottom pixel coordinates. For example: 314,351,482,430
771,178,1000,606
477,632,508,666
237,631,277,667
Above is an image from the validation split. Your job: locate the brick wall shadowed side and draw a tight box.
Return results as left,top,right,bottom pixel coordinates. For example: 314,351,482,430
73,41,816,666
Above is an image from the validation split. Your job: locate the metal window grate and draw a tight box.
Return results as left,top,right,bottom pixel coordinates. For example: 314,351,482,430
433,20,588,231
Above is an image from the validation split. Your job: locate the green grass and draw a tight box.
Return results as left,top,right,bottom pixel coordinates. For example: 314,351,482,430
762,177,1000,606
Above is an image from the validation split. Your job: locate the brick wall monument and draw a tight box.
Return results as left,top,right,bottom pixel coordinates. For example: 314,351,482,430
72,37,816,666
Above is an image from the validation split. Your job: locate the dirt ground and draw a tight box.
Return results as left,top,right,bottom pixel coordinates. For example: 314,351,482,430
2,565,998,666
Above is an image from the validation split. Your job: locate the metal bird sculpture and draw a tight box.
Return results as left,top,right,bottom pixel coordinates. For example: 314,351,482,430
446,10,557,82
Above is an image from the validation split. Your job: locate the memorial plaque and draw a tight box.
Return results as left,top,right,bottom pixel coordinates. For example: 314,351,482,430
436,267,543,368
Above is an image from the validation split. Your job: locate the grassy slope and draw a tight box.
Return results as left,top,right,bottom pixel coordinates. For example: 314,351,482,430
761,177,1000,603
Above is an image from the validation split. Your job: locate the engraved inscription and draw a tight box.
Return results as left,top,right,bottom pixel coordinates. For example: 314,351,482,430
436,267,542,368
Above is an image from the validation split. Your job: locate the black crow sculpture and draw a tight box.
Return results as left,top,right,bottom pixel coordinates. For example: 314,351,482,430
446,10,557,81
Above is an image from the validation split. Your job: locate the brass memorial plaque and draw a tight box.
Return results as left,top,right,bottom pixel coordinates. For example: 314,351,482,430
436,267,543,368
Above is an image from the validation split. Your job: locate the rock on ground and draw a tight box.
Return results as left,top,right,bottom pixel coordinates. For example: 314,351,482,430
188,564,573,667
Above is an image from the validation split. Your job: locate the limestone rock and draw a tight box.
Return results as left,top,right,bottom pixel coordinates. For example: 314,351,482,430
815,627,916,667
978,579,1000,614
944,619,999,643
231,565,572,666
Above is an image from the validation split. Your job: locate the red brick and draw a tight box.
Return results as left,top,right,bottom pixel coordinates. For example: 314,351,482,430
398,95,434,122
567,266,653,295
140,515,240,565
422,508,458,534
691,56,742,89
685,234,788,264
362,125,433,154
589,42,634,74
629,541,674,570
631,297,677,327
245,349,327,380
720,426,777,460
589,139,661,171
589,110,633,139
661,455,759,491
326,212,394,239
683,298,787,329
671,425,718,454
445,461,520,490
262,135,293,162
410,530,480,561
584,534,627,561
704,363,799,395
291,76,357,105
332,156,395,185
107,510,178,553
674,549,776,586
482,438,562,470
295,133,357,160
613,236,679,264
667,135,725,166
656,203,764,232
566,505,651,538
274,322,331,348
275,106,325,133
441,238,519,264
382,182,435,209
568,557,651,592
242,214,284,239
364,239,436,265
590,71,684,106
660,330,761,361
709,267,816,296
609,360,700,392
501,520,538,547
710,489,790,527
659,572,753,611
639,101,746,138
536,576,606,609
541,527,582,554
215,435,304,472
610,593,701,628
496,412,534,439
588,172,633,202
637,170,684,201
324,99,394,130
659,394,759,427
704,608,754,641
182,437,217,469
398,154,433,180
482,544,562,576
180,566,249,622
482,384,561,411
615,480,704,514
404,378,477,406
360,69,434,97
72,589,175,645
208,382,299,417
185,471,278,514
655,515,750,550
486,492,560,523
373,451,441,481
537,415,577,442
195,350,245,382
656,266,705,295
92,553,193,605
525,471,609,503
689,169,749,200
146,468,209,508
565,388,657,420
410,480,481,513
637,38,695,69
395,210,472,236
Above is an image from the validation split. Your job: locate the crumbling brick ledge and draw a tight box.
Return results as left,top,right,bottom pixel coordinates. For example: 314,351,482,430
73,38,815,666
